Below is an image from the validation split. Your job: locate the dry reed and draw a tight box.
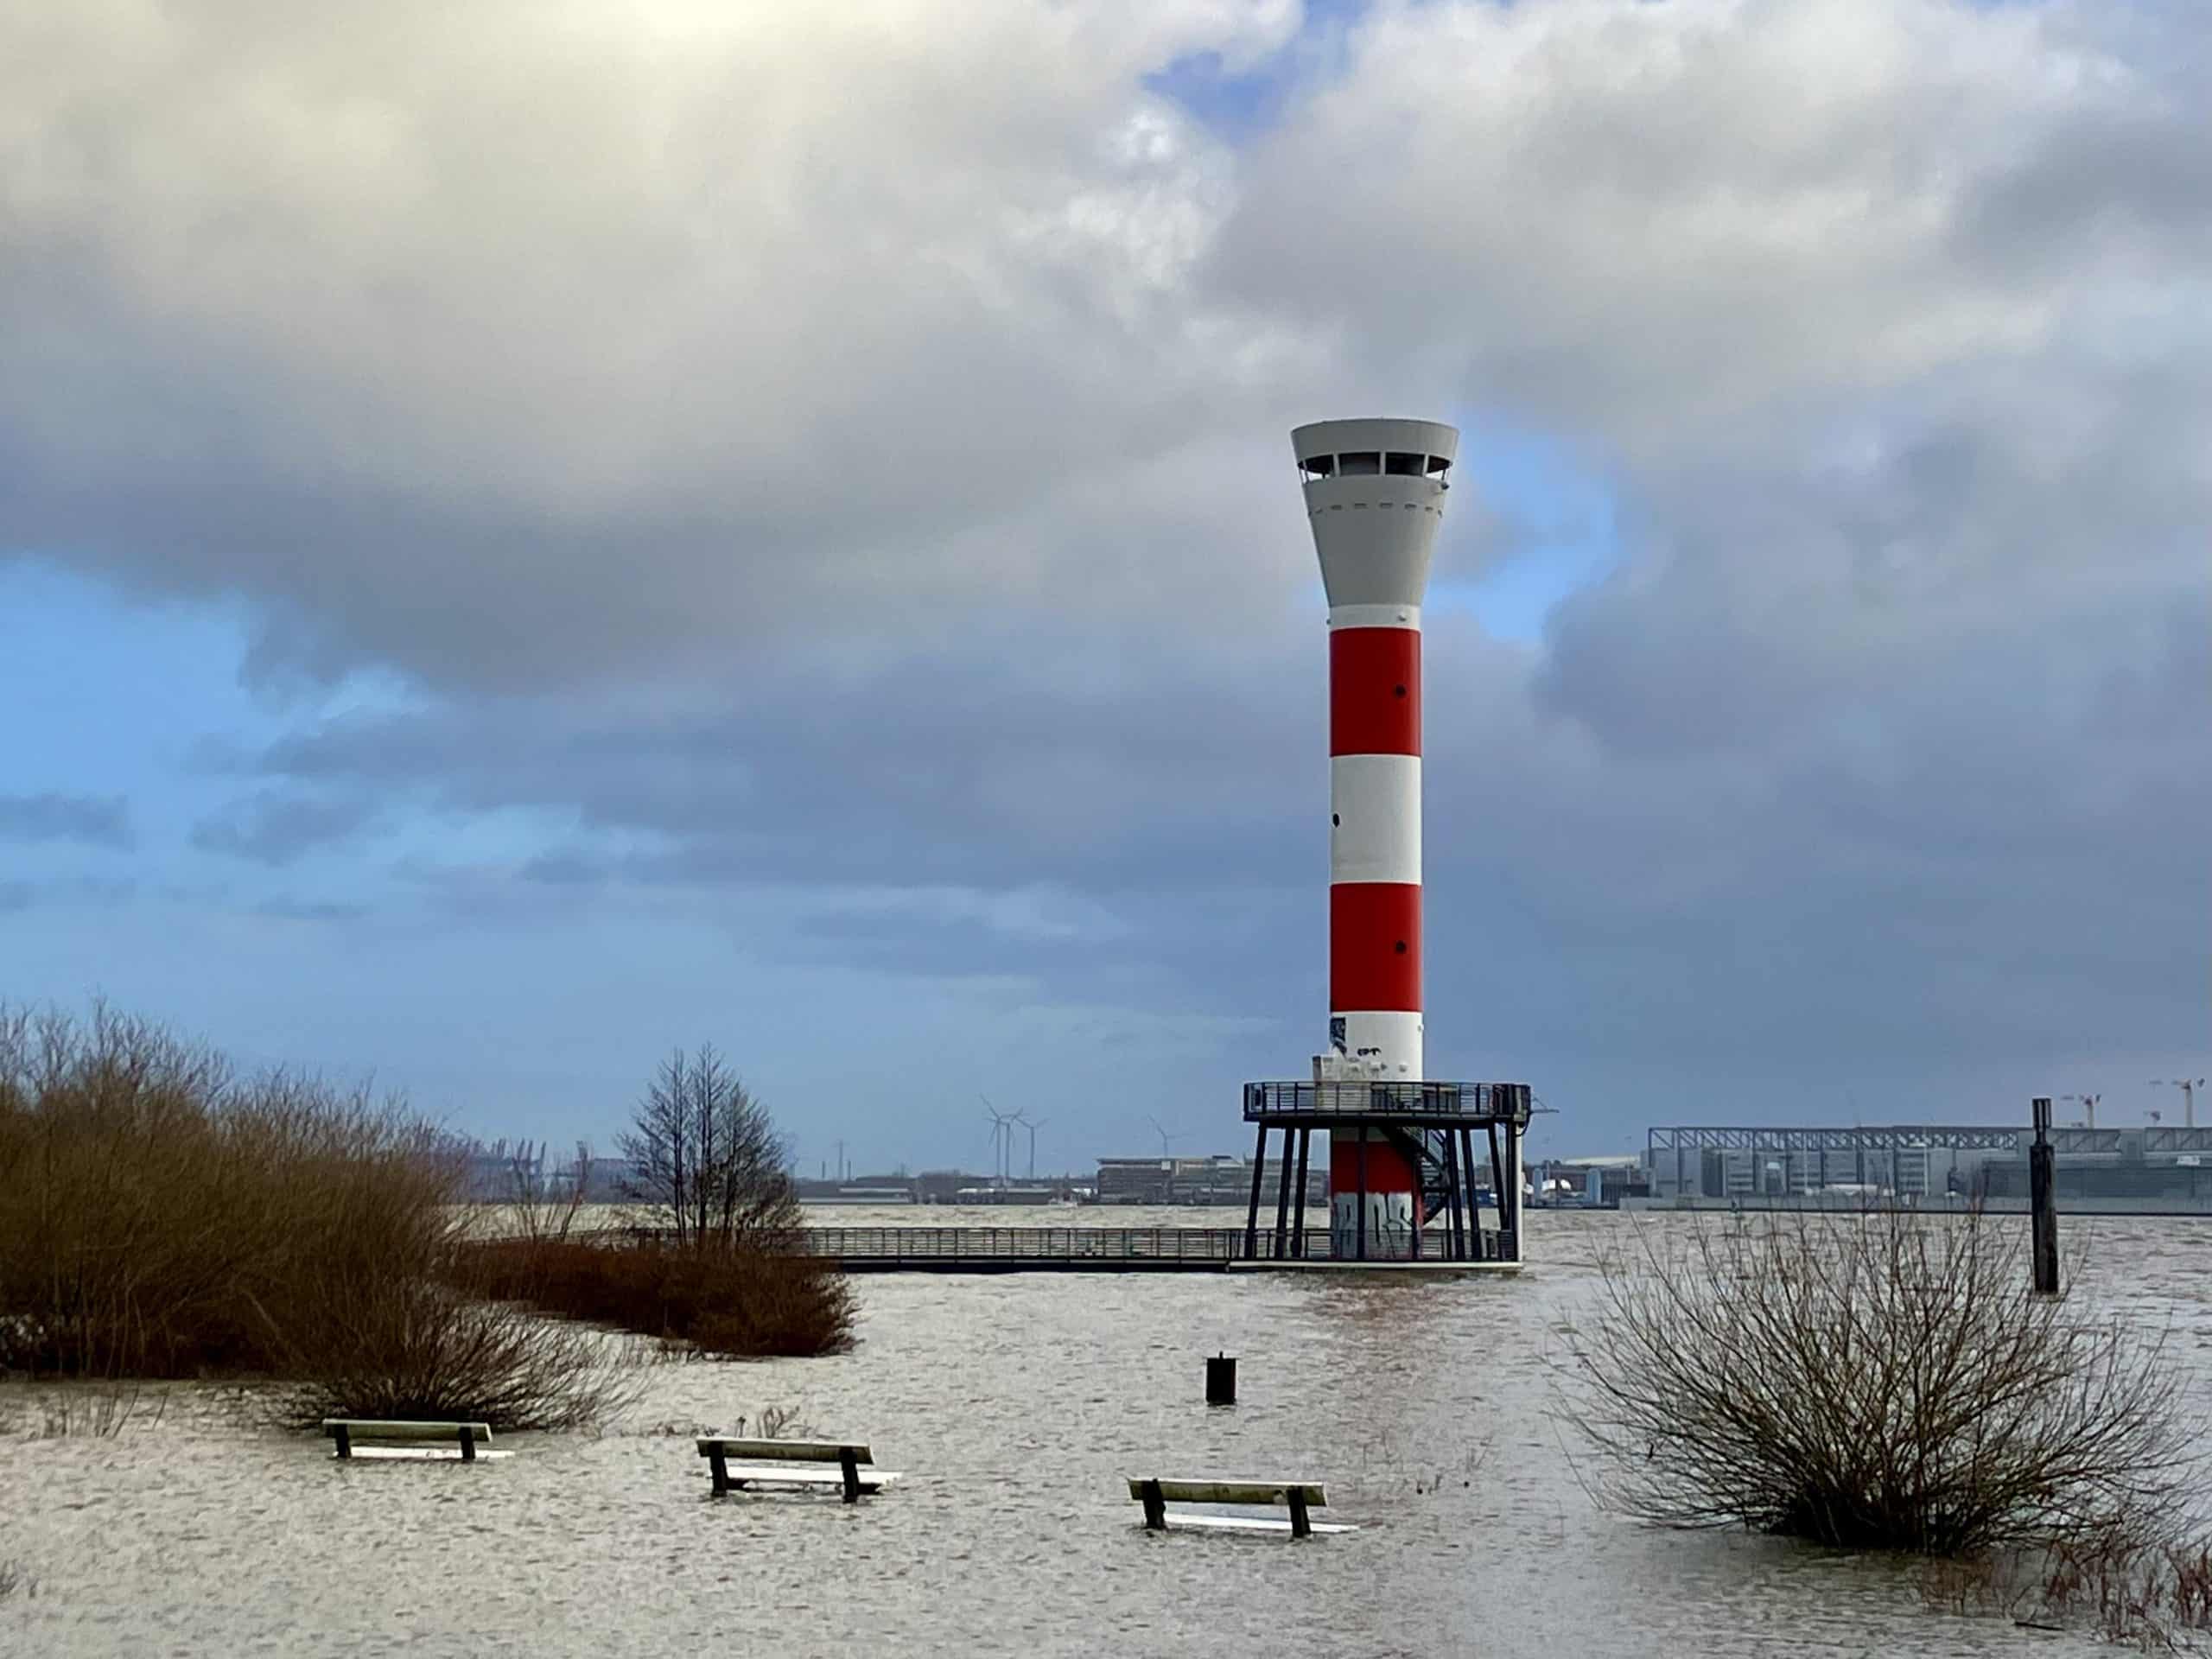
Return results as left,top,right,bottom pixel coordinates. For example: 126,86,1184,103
0,1003,632,1428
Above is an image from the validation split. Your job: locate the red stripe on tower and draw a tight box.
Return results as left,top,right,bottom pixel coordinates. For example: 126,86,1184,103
1329,627,1421,757
1329,883,1421,1011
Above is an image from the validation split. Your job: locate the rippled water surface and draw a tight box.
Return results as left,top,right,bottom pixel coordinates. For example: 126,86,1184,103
6,1211,2210,1657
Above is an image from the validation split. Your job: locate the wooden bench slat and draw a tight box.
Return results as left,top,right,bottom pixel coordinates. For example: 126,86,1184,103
1126,1478,1325,1506
323,1420,493,1440
695,1439,871,1463
1153,1513,1356,1536
713,1465,901,1491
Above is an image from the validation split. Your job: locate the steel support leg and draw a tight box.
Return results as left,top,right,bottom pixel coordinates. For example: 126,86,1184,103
1244,1119,1268,1261
1356,1128,1369,1262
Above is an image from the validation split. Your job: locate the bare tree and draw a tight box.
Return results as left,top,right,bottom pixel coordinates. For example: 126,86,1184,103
616,1046,796,1251
1557,1208,2193,1555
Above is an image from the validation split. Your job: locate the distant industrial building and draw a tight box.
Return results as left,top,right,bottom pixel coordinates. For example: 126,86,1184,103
1642,1122,2212,1208
1096,1155,1328,1209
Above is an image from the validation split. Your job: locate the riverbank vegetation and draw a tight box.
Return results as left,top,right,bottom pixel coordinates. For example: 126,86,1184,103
454,1043,853,1359
1563,1209,2191,1551
1561,1208,2212,1643
0,1006,848,1427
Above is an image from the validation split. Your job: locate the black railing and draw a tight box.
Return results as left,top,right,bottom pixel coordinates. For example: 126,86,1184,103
1243,1081,1533,1122
786,1226,1512,1264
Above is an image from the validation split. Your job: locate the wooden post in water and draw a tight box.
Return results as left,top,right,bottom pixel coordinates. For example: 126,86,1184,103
2030,1096,2059,1297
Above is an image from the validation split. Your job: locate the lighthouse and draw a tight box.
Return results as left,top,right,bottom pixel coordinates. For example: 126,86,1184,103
1241,417,1531,1267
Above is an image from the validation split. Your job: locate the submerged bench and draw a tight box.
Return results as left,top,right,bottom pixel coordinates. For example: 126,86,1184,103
1128,1478,1352,1539
323,1420,500,1462
696,1438,899,1503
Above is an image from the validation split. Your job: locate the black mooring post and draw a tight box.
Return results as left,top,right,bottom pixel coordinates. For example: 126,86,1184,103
1291,1130,1312,1257
1356,1128,1370,1262
1287,1486,1312,1540
458,1425,476,1463
1273,1128,1296,1259
2031,1096,2059,1297
1245,1120,1268,1261
1140,1478,1166,1531
839,1446,861,1503
1206,1353,1236,1406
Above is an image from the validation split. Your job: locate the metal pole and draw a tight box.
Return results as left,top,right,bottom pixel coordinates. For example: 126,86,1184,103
2031,1096,2059,1296
1291,1130,1312,1257
1273,1126,1295,1259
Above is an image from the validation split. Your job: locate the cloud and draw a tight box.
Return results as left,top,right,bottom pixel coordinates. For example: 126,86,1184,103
253,898,372,923
1,0,2205,1136
190,792,379,867
0,793,132,849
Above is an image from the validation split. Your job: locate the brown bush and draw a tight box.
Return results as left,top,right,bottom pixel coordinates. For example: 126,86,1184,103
0,1003,632,1429
1559,1207,2193,1555
457,1234,854,1359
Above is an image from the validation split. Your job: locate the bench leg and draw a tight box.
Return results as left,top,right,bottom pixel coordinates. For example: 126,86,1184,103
334,1425,351,1460
1139,1479,1166,1532
459,1426,476,1463
709,1448,729,1496
1287,1490,1311,1540
840,1448,861,1504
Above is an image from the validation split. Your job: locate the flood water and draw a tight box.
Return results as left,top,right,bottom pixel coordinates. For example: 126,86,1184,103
5,1209,2209,1657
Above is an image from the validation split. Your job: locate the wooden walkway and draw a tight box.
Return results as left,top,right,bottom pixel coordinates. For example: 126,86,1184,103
785,1226,1510,1273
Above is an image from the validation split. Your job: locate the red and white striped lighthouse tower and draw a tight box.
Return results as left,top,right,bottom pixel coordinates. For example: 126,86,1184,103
1296,417,1457,1258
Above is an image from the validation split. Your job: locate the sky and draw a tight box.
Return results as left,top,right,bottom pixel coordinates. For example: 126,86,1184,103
2,0,2205,1173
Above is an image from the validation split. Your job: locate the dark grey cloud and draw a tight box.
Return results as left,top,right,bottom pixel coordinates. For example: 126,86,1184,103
190,793,379,867
0,792,131,849
253,898,371,923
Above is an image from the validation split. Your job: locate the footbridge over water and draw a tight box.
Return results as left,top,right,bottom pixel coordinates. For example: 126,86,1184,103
782,1225,1519,1274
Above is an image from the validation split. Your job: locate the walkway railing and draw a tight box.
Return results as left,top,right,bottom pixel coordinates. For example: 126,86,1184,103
787,1226,1510,1264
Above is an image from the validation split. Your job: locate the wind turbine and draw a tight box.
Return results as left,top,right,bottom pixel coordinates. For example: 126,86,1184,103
1020,1115,1048,1181
981,1096,1020,1188
1145,1116,1183,1160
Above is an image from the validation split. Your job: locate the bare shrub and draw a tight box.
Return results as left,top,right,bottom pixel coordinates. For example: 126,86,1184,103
456,1235,853,1359
270,1274,641,1429
1558,1209,2192,1554
504,1138,593,1245
0,1002,637,1429
29,1382,166,1439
